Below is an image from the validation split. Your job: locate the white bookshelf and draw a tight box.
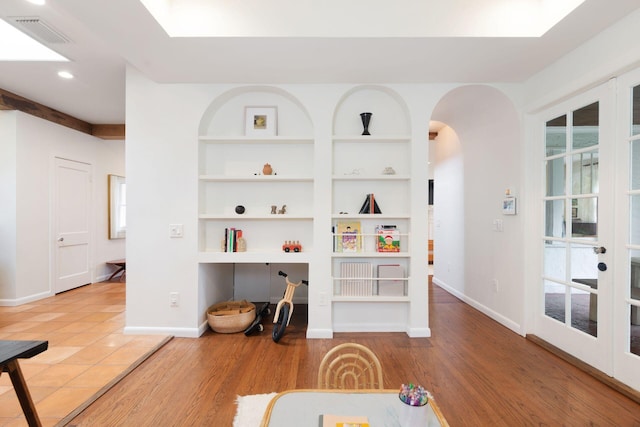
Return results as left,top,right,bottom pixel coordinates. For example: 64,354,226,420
330,88,413,313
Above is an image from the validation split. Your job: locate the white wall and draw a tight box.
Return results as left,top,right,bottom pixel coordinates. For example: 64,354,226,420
0,111,125,304
124,67,528,337
0,112,17,300
430,85,525,333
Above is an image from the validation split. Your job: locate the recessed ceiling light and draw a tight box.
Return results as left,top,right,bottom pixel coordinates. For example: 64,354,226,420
25,0,46,5
58,70,74,79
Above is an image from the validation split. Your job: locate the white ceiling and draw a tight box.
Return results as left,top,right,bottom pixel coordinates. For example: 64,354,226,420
0,0,638,125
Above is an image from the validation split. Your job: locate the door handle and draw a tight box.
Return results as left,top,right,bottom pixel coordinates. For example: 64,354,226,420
57,237,64,242
593,246,606,254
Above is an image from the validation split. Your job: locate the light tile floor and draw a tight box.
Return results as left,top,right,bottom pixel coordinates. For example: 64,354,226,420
0,280,169,427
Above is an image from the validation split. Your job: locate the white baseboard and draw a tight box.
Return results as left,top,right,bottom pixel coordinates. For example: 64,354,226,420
407,327,431,337
332,322,406,333
124,326,200,338
0,290,53,306
432,276,523,336
306,328,333,339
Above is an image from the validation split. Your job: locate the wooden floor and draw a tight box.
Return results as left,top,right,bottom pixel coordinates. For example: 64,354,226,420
65,282,640,426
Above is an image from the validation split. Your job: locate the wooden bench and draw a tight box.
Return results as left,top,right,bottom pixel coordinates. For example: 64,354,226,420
107,258,126,281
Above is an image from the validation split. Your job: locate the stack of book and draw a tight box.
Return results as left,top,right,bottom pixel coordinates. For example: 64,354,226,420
223,228,243,252
340,262,374,296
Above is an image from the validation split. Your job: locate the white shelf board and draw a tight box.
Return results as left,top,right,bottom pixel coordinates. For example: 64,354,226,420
331,252,410,258
199,214,313,220
332,296,410,302
199,175,313,182
198,251,312,263
331,214,411,220
332,175,410,181
199,135,313,144
332,135,411,143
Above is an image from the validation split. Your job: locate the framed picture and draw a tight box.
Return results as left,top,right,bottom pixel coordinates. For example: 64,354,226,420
245,106,277,136
502,197,516,215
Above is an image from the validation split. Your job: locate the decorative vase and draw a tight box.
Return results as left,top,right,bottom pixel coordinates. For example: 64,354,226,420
360,112,372,136
263,163,273,175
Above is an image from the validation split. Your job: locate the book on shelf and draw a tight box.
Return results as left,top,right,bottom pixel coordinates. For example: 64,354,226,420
340,262,373,296
335,221,362,253
375,225,400,252
320,414,369,427
377,264,405,296
223,228,243,252
358,193,382,214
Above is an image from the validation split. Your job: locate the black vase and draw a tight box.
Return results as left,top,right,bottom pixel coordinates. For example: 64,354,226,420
360,112,372,136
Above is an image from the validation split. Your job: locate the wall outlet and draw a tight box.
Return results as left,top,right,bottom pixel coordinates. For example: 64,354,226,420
170,292,179,307
492,279,499,293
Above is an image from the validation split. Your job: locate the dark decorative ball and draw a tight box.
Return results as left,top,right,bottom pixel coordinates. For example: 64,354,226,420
235,205,245,214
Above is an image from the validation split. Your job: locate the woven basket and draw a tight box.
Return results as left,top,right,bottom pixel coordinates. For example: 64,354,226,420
207,300,256,333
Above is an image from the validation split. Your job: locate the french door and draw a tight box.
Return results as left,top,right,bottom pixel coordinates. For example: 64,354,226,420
538,82,614,374
537,74,640,389
614,68,640,390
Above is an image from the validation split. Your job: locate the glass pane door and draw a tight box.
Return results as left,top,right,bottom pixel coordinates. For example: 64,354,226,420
544,102,600,337
538,82,614,374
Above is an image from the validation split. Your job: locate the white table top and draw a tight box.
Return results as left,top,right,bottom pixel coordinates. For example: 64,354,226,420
260,389,448,427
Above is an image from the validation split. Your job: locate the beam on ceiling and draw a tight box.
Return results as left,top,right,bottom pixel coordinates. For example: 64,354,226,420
0,88,125,140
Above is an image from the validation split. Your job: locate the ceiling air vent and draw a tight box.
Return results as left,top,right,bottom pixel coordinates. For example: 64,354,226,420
9,17,69,44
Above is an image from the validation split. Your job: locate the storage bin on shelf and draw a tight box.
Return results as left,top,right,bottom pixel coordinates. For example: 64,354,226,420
206,300,256,333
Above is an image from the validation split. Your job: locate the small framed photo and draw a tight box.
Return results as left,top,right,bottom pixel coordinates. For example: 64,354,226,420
245,106,277,136
502,197,516,215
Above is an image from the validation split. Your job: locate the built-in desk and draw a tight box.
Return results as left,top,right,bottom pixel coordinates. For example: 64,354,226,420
0,340,48,426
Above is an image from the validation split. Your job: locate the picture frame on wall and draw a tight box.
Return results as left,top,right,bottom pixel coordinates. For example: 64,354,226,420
502,197,516,215
245,106,277,136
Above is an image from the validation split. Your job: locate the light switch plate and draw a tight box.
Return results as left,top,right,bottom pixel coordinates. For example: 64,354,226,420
170,224,184,238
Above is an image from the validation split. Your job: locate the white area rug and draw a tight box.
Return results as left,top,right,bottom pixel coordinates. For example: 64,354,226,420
233,392,278,427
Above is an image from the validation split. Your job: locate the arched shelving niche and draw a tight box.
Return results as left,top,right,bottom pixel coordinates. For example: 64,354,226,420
197,86,315,261
329,85,418,334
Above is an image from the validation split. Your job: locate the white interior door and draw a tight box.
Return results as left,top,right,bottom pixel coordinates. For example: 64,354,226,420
537,82,615,374
53,158,92,293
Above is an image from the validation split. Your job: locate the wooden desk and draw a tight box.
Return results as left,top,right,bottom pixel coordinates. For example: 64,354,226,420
261,389,449,427
107,258,126,281
0,340,48,427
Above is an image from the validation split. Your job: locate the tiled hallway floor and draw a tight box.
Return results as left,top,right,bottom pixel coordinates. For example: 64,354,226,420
0,280,169,427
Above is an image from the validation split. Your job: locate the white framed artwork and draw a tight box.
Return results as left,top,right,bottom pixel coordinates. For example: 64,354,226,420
245,106,277,136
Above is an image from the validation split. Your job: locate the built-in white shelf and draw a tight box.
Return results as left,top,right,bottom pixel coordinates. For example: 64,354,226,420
198,251,312,263
200,175,313,182
332,296,410,302
331,175,410,181
199,214,313,220
199,135,314,144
